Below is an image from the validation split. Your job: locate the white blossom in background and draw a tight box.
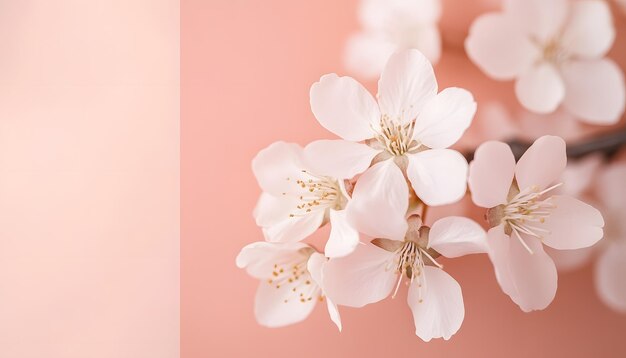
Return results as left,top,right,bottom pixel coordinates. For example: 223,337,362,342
465,0,625,125
309,49,476,241
252,141,360,258
236,242,342,329
322,215,487,341
345,0,442,79
468,135,604,311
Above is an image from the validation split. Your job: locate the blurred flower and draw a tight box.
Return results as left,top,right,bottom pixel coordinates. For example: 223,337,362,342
468,136,604,311
309,49,476,240
465,0,625,124
252,141,360,257
344,0,441,79
236,242,342,329
323,215,486,341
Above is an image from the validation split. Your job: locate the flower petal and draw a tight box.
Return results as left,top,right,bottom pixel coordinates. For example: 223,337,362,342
377,49,438,122
307,252,343,331
465,13,538,80
560,0,615,59
310,73,380,141
236,241,311,279
344,33,398,80
359,0,441,30
325,296,343,332
407,266,464,342
407,149,468,206
515,135,566,191
254,279,318,328
428,216,487,258
468,141,516,208
595,242,626,313
596,163,626,212
539,195,604,250
561,59,626,125
303,139,380,180
487,225,557,312
252,141,307,196
326,209,361,258
413,87,477,149
346,160,409,240
504,0,568,43
515,62,565,114
323,243,398,307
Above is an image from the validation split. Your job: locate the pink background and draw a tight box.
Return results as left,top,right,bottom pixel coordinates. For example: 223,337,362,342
183,0,626,357
0,1,179,357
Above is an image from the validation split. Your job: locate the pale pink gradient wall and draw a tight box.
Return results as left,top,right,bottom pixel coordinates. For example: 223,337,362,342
183,1,626,357
0,1,179,357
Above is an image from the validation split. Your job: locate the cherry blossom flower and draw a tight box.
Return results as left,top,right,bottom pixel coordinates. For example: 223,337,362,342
309,49,476,241
468,135,605,311
345,0,441,79
252,141,360,257
323,215,486,341
465,0,625,124
236,241,342,329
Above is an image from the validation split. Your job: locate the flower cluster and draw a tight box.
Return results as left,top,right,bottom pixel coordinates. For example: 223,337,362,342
237,48,606,340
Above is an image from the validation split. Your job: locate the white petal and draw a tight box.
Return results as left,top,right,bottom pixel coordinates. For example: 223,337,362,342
464,13,538,80
487,225,558,312
326,209,361,258
344,33,398,80
405,25,442,65
310,73,380,141
254,280,318,328
515,135,566,191
468,141,516,208
253,192,296,227
323,243,398,307
428,216,487,258
407,266,464,341
346,160,409,240
406,149,468,206
515,62,565,114
546,246,594,273
303,139,380,179
236,241,311,279
504,0,568,43
596,163,626,212
539,195,604,250
595,242,626,313
325,296,343,332
377,49,438,123
413,87,477,149
263,209,325,243
561,59,626,125
560,0,615,59
252,141,307,196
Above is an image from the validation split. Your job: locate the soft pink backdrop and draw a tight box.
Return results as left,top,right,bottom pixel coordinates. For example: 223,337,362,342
0,1,179,357
183,1,626,357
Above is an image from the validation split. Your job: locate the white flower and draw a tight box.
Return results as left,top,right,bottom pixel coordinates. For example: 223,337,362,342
309,49,476,241
236,241,342,329
252,141,360,257
322,215,487,341
465,0,625,124
345,0,442,79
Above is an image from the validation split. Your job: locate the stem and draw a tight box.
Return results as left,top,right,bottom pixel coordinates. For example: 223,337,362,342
464,127,626,162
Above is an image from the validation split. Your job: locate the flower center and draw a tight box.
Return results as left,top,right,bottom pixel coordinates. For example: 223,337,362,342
542,40,569,65
267,253,321,304
288,171,341,218
494,183,562,253
387,239,442,300
373,114,419,156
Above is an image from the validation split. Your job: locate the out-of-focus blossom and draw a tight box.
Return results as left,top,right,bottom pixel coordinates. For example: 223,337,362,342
252,141,359,257
345,0,441,79
468,136,604,311
236,241,342,329
309,49,475,241
323,215,486,341
465,0,625,124
594,163,626,313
